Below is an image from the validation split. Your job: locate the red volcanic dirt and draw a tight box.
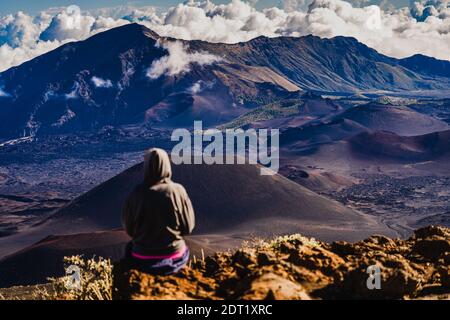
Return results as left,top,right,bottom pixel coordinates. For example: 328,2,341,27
114,226,450,300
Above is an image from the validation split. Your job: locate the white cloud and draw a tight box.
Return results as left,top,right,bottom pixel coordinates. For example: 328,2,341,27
0,6,129,72
0,0,449,73
147,40,222,79
188,80,215,94
119,6,162,23
411,0,450,21
188,81,203,94
0,11,40,47
39,5,95,41
91,76,113,88
0,40,61,72
298,0,450,60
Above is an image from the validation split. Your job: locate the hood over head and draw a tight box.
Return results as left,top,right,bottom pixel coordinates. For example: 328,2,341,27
144,148,172,186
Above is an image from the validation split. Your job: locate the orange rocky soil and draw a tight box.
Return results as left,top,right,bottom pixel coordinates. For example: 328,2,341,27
113,226,450,300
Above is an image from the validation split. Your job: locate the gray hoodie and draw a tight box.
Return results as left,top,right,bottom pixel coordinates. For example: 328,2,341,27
122,148,195,255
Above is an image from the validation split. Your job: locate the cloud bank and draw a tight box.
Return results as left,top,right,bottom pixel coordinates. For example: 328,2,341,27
0,0,449,72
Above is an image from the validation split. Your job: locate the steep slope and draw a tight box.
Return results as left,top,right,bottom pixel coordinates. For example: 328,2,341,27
0,24,298,138
197,35,450,92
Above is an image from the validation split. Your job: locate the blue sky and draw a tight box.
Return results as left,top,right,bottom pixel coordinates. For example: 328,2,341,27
0,0,412,16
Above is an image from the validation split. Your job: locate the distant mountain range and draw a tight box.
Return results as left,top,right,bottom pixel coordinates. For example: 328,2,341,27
0,23,450,138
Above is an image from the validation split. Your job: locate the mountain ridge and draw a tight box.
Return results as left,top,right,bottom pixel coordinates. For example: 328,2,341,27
1,23,450,138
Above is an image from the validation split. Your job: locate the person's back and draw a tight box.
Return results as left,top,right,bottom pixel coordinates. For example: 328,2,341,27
122,148,195,274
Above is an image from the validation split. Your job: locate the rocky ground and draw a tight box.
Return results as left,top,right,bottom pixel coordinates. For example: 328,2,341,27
114,226,450,300
328,174,450,237
282,165,450,238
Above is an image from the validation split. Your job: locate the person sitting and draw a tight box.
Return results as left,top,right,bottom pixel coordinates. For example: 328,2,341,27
122,148,195,275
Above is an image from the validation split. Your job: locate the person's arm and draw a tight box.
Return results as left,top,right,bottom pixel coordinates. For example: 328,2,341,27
179,188,195,235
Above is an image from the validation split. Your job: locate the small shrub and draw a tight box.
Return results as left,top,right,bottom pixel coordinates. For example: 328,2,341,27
269,234,319,249
242,234,318,251
46,255,113,300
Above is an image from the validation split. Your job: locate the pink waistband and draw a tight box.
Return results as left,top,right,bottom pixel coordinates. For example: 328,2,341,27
131,246,187,260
